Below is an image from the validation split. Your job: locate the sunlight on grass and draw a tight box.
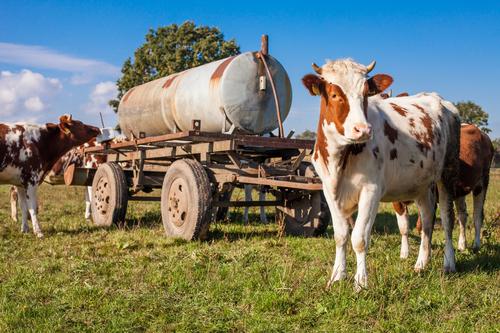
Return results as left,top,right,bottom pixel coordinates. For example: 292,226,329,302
0,172,498,332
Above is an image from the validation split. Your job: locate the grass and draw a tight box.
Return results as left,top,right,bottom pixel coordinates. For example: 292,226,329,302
0,171,499,332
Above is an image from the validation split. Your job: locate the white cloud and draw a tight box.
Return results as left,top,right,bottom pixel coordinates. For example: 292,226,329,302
0,42,120,85
0,69,62,118
24,96,44,111
84,81,117,115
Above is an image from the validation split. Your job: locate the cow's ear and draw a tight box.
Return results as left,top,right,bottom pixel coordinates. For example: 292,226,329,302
59,114,73,135
367,74,393,96
302,74,325,96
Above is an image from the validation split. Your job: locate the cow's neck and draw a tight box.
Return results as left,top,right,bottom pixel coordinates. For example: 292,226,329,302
40,127,77,173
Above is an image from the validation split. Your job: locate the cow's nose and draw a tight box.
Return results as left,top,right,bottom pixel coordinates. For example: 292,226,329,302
352,123,372,140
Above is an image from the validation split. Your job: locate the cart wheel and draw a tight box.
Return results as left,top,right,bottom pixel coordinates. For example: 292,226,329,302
91,162,128,226
161,159,213,240
276,191,330,237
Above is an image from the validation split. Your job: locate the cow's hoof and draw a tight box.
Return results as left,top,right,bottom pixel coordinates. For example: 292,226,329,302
414,260,427,273
35,232,44,239
21,228,29,233
400,249,409,259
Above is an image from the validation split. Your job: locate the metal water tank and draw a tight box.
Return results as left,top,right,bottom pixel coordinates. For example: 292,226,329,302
117,51,292,137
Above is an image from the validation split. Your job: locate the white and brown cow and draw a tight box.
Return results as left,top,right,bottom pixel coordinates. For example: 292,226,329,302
302,59,460,290
10,137,106,222
1,115,100,237
394,123,494,253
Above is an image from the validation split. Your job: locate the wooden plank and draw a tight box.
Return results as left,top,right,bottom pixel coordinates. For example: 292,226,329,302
236,176,322,191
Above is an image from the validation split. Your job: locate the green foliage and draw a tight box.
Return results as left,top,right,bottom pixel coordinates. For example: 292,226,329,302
0,172,499,331
295,129,317,140
109,21,240,112
454,101,491,133
492,138,500,152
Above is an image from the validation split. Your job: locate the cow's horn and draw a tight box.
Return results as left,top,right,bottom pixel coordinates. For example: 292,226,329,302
366,60,376,74
312,63,322,75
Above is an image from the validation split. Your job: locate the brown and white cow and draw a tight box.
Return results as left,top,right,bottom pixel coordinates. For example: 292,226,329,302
394,123,494,253
10,137,106,222
1,115,100,237
302,59,460,290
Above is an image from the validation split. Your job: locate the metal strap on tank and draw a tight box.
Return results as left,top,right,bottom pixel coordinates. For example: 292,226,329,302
257,35,285,138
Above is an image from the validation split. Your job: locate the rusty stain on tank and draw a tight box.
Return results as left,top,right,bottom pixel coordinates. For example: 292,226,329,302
162,75,178,89
122,88,135,103
210,56,236,86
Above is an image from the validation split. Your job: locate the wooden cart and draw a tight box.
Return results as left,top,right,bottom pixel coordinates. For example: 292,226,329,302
64,123,328,240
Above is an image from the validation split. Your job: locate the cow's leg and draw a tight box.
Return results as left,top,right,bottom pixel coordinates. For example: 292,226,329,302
10,186,18,222
17,187,29,233
259,189,267,224
437,182,456,273
392,202,410,259
322,188,349,288
414,189,436,272
243,185,252,224
455,196,467,251
351,188,380,291
472,185,487,252
85,186,92,220
25,186,43,238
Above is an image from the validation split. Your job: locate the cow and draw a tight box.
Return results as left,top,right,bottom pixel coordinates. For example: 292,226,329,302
1,115,100,237
302,59,460,290
10,137,106,222
394,123,494,252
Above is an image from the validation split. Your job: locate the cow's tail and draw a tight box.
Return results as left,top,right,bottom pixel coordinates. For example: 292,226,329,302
440,99,461,199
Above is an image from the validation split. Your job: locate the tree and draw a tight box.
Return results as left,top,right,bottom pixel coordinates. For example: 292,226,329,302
492,138,500,152
295,129,317,140
109,21,240,112
453,101,491,133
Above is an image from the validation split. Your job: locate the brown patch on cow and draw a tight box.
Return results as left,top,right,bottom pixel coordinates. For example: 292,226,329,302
409,158,415,163
420,160,424,168
372,146,379,159
162,75,178,89
210,56,236,85
312,82,353,166
322,83,351,135
380,93,389,99
409,104,435,156
408,118,415,128
122,88,135,103
339,143,365,170
390,103,408,117
396,92,409,97
455,124,495,197
392,202,406,216
390,148,398,160
384,120,398,144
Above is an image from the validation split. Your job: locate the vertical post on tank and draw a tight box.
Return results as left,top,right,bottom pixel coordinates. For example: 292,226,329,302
261,34,268,55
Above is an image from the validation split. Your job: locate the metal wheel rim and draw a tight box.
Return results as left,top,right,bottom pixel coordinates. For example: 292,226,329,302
94,176,111,218
167,177,189,227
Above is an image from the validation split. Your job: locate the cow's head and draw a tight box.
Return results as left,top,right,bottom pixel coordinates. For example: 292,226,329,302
302,59,393,145
58,114,101,146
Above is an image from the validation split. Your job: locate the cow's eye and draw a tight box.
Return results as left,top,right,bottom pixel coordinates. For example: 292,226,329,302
332,94,337,99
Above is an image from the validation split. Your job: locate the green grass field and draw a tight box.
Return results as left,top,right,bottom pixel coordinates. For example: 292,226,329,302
1,171,499,332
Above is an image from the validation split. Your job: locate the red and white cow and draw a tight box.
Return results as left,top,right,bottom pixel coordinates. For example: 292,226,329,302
302,59,460,290
394,123,494,252
1,115,100,237
10,137,106,222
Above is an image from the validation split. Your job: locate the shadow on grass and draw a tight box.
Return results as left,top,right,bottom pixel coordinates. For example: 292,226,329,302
120,210,162,230
456,242,500,274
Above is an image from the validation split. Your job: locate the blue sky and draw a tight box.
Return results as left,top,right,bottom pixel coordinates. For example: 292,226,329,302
0,0,499,138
